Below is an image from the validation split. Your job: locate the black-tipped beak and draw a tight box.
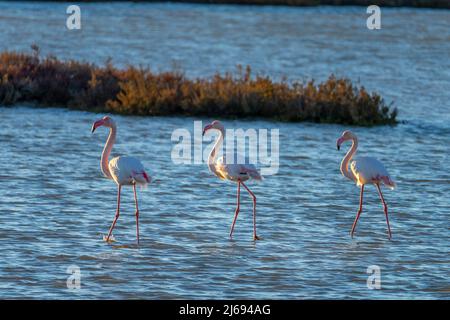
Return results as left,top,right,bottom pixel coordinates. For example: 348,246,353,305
91,119,104,133
202,124,212,136
336,137,344,151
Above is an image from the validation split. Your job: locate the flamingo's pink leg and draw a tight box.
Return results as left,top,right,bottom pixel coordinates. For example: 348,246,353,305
133,183,140,245
351,185,364,238
229,181,241,239
106,185,121,242
241,181,260,241
376,184,392,240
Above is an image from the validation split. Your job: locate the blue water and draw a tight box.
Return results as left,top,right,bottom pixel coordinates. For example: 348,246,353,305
0,2,449,299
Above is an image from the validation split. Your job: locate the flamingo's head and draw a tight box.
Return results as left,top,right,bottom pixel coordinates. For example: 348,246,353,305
202,120,224,136
336,130,355,150
91,116,115,133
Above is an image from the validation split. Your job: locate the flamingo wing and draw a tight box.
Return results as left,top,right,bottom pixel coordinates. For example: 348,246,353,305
351,157,395,189
109,156,151,186
215,157,262,182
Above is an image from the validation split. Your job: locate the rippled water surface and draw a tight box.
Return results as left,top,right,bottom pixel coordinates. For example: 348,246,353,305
0,2,449,299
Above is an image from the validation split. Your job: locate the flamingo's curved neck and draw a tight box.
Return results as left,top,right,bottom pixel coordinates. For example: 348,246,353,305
207,128,224,175
101,125,116,179
341,137,358,182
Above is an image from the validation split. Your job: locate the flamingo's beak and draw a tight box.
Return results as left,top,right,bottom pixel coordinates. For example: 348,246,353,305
336,137,344,151
91,119,104,133
202,124,212,136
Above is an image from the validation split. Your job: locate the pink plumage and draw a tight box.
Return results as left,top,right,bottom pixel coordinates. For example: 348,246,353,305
91,116,151,244
337,130,395,239
203,120,262,241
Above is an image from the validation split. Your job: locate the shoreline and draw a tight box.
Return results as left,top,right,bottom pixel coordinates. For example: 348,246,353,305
0,48,397,126
28,1,450,9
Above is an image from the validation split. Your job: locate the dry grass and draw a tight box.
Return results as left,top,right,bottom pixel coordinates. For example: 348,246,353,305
0,47,397,125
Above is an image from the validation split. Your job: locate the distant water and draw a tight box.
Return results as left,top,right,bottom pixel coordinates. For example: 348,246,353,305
0,2,449,299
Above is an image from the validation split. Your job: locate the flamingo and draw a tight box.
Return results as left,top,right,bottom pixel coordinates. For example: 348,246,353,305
202,120,263,241
337,130,396,239
91,116,151,244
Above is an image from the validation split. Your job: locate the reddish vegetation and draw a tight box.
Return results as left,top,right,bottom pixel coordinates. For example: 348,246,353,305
0,47,397,126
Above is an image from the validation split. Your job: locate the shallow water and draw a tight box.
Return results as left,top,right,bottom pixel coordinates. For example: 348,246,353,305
0,3,449,299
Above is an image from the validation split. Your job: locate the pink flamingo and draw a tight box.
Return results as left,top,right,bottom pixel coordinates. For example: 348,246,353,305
337,130,396,239
91,116,151,244
202,120,263,241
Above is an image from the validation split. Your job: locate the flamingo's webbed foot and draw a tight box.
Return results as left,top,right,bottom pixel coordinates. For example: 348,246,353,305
253,235,261,241
103,234,116,243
